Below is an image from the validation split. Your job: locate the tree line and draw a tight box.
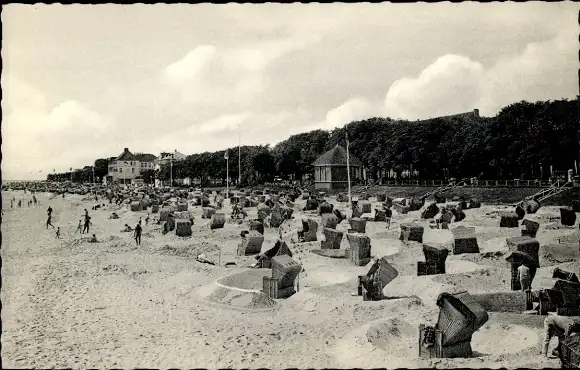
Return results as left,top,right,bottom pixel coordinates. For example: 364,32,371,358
47,98,578,185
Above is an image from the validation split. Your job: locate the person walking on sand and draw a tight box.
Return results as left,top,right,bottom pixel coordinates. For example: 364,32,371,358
75,220,83,234
134,222,142,246
10,199,13,208
18,199,22,208
517,263,532,292
46,213,55,229
55,227,61,239
82,213,92,234
542,315,580,357
47,206,53,217
145,214,150,225
33,195,37,205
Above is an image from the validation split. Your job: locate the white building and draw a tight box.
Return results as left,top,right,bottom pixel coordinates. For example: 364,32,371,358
107,148,157,184
154,150,187,187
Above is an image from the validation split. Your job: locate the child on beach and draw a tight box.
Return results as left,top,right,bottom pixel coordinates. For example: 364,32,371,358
145,214,150,225
55,227,61,239
75,220,83,234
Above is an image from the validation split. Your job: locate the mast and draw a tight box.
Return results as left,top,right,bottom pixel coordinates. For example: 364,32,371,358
346,126,352,208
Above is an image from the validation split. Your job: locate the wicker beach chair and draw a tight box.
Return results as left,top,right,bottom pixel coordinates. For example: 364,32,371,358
357,257,399,301
559,331,580,368
419,291,489,358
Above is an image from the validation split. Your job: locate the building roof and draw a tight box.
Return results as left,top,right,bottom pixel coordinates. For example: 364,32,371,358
312,145,362,167
116,148,137,161
134,153,157,162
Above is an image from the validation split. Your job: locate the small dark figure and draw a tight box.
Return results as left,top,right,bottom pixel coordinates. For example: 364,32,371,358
47,206,53,216
145,214,150,225
55,227,61,239
18,200,22,208
75,220,83,234
46,214,55,229
90,234,97,243
134,223,142,246
82,214,92,234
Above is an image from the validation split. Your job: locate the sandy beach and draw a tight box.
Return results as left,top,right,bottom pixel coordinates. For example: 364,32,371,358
2,190,578,368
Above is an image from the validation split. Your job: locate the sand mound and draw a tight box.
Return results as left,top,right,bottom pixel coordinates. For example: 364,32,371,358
472,322,538,355
197,283,278,311
480,237,509,253
157,242,219,258
366,317,416,358
217,268,271,291
383,275,462,308
432,267,510,293
540,243,580,265
446,259,485,274
311,249,346,258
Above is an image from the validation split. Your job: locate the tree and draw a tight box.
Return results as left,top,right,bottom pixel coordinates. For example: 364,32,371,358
141,169,155,184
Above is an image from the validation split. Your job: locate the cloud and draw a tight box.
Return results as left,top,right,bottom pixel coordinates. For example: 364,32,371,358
318,98,378,131
155,108,313,154
383,29,577,120
164,45,216,83
190,112,252,135
2,75,114,179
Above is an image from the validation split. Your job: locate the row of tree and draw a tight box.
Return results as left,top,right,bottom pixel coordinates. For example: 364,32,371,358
48,98,578,184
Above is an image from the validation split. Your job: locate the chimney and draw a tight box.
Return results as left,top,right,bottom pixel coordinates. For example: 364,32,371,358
473,109,479,118
124,147,129,152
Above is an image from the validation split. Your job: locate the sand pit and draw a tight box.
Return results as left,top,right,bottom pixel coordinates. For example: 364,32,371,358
472,322,538,355
217,268,271,291
197,283,278,311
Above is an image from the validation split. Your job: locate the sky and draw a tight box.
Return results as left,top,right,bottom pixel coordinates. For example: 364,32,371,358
2,3,578,180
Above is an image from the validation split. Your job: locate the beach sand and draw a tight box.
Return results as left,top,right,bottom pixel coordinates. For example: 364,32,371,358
1,190,578,368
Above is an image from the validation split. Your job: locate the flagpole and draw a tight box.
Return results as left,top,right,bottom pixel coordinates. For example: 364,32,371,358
238,124,241,186
226,153,229,200
346,126,352,209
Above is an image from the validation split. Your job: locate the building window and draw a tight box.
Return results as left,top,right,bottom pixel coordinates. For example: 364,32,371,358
120,168,122,173
132,168,135,173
